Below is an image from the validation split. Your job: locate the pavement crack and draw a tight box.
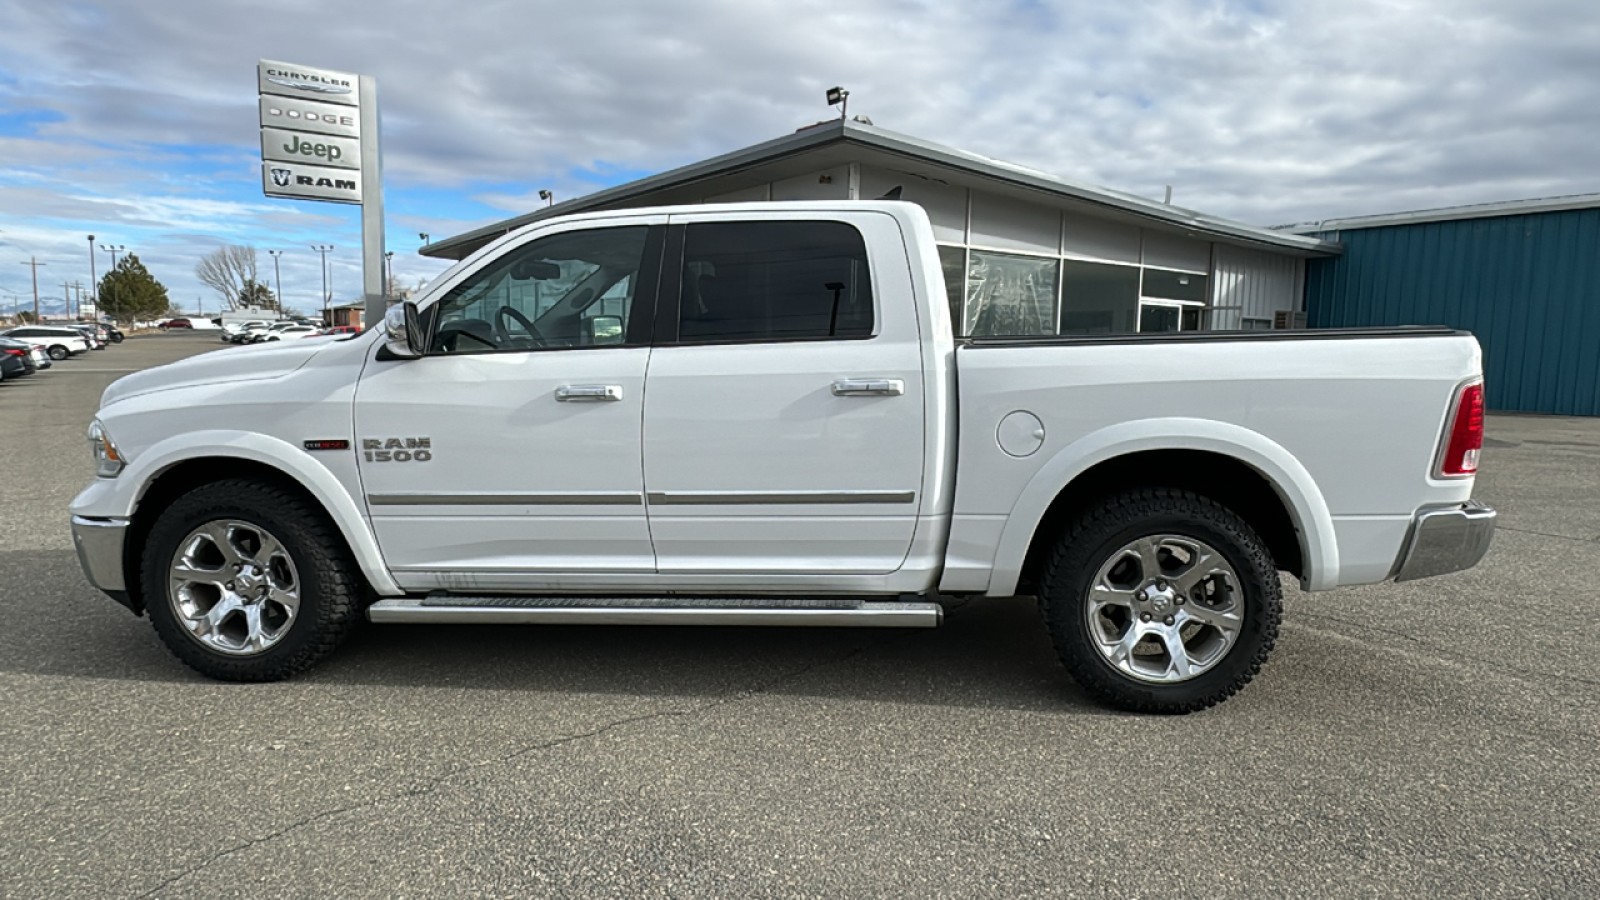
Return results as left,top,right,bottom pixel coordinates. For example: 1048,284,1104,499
1293,612,1600,689
1498,525,1600,545
135,634,902,897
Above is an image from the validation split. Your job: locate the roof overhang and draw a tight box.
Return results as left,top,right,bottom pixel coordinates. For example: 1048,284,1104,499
424,119,1341,261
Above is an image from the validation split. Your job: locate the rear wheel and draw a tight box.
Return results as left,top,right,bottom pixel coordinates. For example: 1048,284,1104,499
47,344,68,360
1039,488,1281,714
141,479,363,681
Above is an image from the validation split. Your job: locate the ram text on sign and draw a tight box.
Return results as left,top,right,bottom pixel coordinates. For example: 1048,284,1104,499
261,126,361,171
258,60,359,107
262,161,361,204
259,95,360,139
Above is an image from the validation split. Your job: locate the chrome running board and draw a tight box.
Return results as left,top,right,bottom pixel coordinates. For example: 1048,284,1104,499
367,595,942,628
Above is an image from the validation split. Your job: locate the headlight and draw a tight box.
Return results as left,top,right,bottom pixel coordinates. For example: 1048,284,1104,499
87,419,125,478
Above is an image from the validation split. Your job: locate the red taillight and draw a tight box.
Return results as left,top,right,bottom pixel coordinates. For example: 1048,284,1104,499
2,348,24,357
1439,382,1485,477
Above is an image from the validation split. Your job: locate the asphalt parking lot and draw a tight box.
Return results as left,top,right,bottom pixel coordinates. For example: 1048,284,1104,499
1,332,1595,897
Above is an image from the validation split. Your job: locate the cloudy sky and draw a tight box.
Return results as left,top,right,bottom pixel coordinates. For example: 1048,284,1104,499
0,0,1595,317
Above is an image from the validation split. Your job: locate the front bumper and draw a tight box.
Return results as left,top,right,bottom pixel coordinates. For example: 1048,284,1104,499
1394,501,1497,582
71,515,132,604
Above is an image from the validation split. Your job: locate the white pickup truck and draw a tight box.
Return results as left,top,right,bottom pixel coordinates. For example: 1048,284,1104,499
70,202,1495,712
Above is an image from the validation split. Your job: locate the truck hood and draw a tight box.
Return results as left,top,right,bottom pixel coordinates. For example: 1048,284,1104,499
100,338,333,407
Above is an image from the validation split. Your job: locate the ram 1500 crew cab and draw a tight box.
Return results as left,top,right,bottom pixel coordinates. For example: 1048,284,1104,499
69,202,1495,712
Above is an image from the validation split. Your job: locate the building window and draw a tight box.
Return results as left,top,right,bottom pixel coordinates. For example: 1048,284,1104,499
1141,268,1209,303
937,245,967,336
964,249,1058,337
1060,260,1140,334
1241,317,1273,330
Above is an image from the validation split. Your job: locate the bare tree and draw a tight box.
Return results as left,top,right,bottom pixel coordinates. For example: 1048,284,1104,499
195,246,260,311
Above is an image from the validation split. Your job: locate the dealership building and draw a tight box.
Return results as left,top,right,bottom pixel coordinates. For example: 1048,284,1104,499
424,120,1599,416
423,118,1337,337
1290,195,1600,417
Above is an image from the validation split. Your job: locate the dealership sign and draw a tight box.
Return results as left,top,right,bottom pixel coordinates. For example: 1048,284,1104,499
258,60,366,204
256,59,387,329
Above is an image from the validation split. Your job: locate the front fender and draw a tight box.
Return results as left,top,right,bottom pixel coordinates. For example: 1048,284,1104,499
985,417,1339,595
70,430,402,596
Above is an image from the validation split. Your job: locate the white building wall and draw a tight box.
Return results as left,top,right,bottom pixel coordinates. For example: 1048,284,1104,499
1212,244,1305,329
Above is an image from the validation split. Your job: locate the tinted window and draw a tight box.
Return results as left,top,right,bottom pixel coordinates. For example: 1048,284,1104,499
937,245,967,336
428,226,650,354
1060,260,1140,334
678,221,873,342
1142,268,1208,303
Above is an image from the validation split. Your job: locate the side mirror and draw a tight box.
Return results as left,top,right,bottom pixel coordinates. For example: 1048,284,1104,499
587,315,624,345
383,301,425,358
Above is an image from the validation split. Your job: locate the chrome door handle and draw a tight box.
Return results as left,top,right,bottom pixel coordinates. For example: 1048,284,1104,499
831,378,905,397
555,384,623,402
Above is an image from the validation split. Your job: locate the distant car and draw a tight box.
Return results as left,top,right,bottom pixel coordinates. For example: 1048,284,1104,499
0,339,36,379
234,322,278,344
104,324,124,344
322,325,360,336
162,318,193,329
0,326,91,360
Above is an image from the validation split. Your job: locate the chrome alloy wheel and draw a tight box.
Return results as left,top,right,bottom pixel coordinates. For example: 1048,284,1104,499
168,520,300,656
1086,534,1244,684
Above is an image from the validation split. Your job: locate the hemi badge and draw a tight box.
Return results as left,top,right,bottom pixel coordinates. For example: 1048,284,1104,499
303,439,351,451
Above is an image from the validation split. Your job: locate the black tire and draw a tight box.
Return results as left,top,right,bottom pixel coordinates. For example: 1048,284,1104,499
47,344,68,360
1038,488,1281,714
140,479,364,681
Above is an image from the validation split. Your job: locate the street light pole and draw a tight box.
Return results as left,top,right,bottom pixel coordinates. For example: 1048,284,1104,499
384,251,394,301
267,250,284,314
87,235,97,312
311,244,333,325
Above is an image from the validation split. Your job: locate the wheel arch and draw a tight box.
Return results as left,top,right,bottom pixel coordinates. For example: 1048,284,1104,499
119,439,400,613
987,419,1339,596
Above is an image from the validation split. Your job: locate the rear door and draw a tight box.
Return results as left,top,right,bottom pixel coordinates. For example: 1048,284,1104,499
641,210,926,576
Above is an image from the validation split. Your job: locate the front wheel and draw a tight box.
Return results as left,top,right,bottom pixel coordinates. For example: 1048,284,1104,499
48,344,68,360
141,479,364,681
1039,488,1282,714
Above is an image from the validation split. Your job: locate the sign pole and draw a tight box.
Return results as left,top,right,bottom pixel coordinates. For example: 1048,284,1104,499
359,74,385,330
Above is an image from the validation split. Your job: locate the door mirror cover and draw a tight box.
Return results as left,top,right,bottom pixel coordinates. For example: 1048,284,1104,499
383,301,426,358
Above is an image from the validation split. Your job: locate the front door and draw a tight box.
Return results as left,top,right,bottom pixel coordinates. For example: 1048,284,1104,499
355,217,665,591
641,212,927,577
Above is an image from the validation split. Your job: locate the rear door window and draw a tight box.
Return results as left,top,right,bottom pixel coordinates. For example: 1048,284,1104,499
675,221,874,343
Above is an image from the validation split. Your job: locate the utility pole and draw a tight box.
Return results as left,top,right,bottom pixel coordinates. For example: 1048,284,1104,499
384,251,394,301
267,250,284,313
20,258,45,321
311,244,333,325
60,282,74,320
98,243,125,321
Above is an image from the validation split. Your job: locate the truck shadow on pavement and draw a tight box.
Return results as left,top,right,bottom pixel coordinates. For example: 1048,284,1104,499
6,549,1124,715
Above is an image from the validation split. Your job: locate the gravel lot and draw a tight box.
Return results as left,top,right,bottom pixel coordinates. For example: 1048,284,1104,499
1,332,1595,897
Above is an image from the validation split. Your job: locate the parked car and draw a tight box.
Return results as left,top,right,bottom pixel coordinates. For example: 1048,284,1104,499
69,201,1495,712
0,339,36,379
322,325,361,337
72,324,107,350
26,343,51,370
161,318,193,329
222,320,272,343
264,325,322,341
104,324,124,344
245,322,299,343
1,326,91,360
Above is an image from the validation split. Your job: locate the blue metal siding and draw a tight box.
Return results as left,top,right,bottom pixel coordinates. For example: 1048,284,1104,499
1306,208,1600,415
